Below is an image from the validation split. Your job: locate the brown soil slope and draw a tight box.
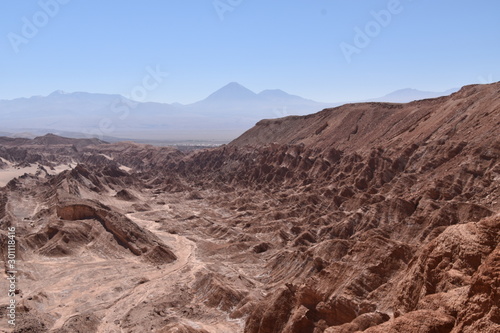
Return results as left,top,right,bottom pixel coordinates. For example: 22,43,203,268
0,82,498,333
175,82,500,332
231,83,499,151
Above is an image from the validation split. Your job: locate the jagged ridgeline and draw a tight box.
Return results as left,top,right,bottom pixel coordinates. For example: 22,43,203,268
0,82,499,333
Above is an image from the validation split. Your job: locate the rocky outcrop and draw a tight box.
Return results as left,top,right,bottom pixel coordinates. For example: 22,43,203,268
362,310,455,333
0,134,106,166
1,82,498,333
55,201,176,264
115,188,137,201
53,313,101,333
395,216,500,313
192,273,248,312
176,82,500,332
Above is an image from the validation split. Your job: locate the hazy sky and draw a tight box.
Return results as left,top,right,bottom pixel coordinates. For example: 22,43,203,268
1,0,499,104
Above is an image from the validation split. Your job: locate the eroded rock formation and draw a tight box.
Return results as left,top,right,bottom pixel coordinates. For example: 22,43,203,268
0,82,498,332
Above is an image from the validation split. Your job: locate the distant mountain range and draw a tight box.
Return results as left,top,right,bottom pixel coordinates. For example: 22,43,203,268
364,88,459,103
0,83,458,142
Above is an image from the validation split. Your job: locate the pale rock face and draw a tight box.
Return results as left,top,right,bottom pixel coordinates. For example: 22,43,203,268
0,82,498,332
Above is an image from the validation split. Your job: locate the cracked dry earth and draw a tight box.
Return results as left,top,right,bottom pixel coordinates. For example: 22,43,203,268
1,82,500,333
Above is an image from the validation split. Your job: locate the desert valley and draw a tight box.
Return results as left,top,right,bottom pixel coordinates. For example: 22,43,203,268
0,82,499,333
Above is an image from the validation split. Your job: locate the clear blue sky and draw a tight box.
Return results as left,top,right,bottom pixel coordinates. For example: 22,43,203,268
1,0,499,104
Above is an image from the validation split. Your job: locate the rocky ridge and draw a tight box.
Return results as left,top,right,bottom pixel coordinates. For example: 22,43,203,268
0,82,498,332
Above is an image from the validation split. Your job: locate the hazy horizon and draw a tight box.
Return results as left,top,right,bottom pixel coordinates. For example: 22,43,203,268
0,80,469,142
0,81,460,105
1,1,499,104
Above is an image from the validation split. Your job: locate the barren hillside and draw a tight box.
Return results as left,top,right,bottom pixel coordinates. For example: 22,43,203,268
0,82,499,333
